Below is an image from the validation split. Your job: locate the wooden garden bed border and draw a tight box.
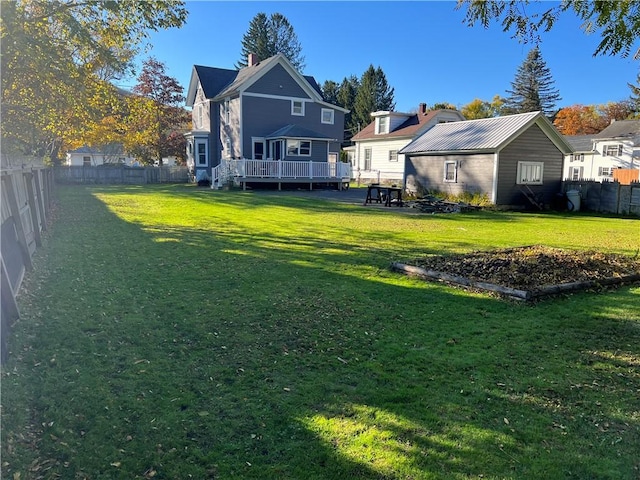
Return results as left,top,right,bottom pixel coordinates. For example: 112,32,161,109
390,262,640,301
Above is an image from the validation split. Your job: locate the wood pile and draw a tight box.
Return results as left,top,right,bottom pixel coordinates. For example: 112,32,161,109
405,196,481,213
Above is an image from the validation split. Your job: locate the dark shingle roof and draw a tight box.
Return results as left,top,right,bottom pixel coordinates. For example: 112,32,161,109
564,135,594,152
352,109,464,141
595,120,640,139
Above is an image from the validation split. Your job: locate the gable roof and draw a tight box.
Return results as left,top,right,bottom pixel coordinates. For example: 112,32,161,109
565,135,594,153
400,111,573,155
352,109,464,141
186,54,327,107
594,119,640,139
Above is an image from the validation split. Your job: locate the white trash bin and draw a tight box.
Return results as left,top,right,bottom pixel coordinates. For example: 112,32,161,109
566,190,581,212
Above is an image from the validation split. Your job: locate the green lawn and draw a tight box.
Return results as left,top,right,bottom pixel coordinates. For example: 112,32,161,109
2,184,639,479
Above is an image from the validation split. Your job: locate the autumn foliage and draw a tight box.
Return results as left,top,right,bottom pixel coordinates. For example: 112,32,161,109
553,102,633,135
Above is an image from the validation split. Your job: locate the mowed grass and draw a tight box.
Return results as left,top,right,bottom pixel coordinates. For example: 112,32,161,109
2,184,639,480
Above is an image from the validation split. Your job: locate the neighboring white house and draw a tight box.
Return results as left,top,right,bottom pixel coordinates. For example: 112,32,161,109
564,120,640,181
66,146,137,167
351,104,465,184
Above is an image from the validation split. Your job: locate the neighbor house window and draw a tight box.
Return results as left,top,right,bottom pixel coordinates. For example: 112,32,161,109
570,154,584,162
603,144,622,156
388,150,398,162
321,108,334,124
569,166,583,180
376,116,388,134
291,100,304,116
286,140,311,156
598,166,613,177
517,161,544,185
444,161,457,182
224,99,230,123
83,156,91,166
364,148,372,170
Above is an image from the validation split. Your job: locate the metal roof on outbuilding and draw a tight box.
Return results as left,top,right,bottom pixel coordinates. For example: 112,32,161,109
399,111,573,155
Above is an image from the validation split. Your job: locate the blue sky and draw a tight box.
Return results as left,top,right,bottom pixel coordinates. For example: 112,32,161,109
124,1,639,113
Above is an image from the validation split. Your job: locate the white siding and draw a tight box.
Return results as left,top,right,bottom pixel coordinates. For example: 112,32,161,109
563,138,639,181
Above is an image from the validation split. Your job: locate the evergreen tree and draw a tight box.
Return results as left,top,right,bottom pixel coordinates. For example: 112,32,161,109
337,75,359,139
628,71,640,116
505,47,560,117
353,65,395,133
237,13,305,71
321,80,340,105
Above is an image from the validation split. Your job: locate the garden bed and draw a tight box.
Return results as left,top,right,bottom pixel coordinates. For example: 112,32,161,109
392,245,640,301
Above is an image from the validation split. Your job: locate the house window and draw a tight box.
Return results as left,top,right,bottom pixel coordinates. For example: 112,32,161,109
603,144,623,156
286,140,311,156
224,99,230,123
598,166,613,177
253,139,265,160
444,161,457,182
291,100,304,116
376,116,388,134
389,150,398,162
517,161,544,185
364,148,372,170
569,166,584,180
83,156,91,166
321,108,334,124
570,154,584,162
196,141,207,166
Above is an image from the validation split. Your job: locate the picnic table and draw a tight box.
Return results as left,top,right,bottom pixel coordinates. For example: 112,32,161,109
364,184,403,207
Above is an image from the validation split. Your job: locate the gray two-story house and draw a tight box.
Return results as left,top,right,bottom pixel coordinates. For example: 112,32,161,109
185,53,349,188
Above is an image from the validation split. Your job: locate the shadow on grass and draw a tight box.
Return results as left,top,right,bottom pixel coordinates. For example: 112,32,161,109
2,185,638,479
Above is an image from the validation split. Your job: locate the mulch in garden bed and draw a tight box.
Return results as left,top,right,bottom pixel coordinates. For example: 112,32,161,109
391,245,640,301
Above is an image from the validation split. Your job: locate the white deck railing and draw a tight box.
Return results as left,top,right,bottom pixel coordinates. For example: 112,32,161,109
211,159,351,188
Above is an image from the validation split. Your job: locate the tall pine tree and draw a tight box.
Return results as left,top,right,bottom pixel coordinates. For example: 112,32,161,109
236,13,305,71
353,65,395,133
505,47,561,117
628,71,640,117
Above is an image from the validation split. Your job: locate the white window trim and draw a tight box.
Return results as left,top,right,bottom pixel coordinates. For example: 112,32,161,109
603,144,623,156
376,116,388,134
516,161,544,185
224,98,230,123
196,140,208,167
444,160,457,182
286,139,311,157
252,137,265,160
291,100,305,116
388,150,398,162
321,108,334,124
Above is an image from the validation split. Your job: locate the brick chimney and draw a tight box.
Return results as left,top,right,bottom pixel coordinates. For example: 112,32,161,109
419,103,427,115
248,53,258,67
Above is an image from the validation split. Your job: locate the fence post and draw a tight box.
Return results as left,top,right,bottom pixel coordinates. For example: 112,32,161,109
1,257,20,363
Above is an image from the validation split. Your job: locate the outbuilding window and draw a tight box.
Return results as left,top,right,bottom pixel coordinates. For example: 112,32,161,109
517,161,544,185
444,161,457,182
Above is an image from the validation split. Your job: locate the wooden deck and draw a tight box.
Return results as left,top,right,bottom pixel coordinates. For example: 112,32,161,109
211,159,352,190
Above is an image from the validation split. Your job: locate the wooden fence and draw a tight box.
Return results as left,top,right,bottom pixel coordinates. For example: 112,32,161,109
1,166,55,363
55,165,190,184
563,180,640,216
